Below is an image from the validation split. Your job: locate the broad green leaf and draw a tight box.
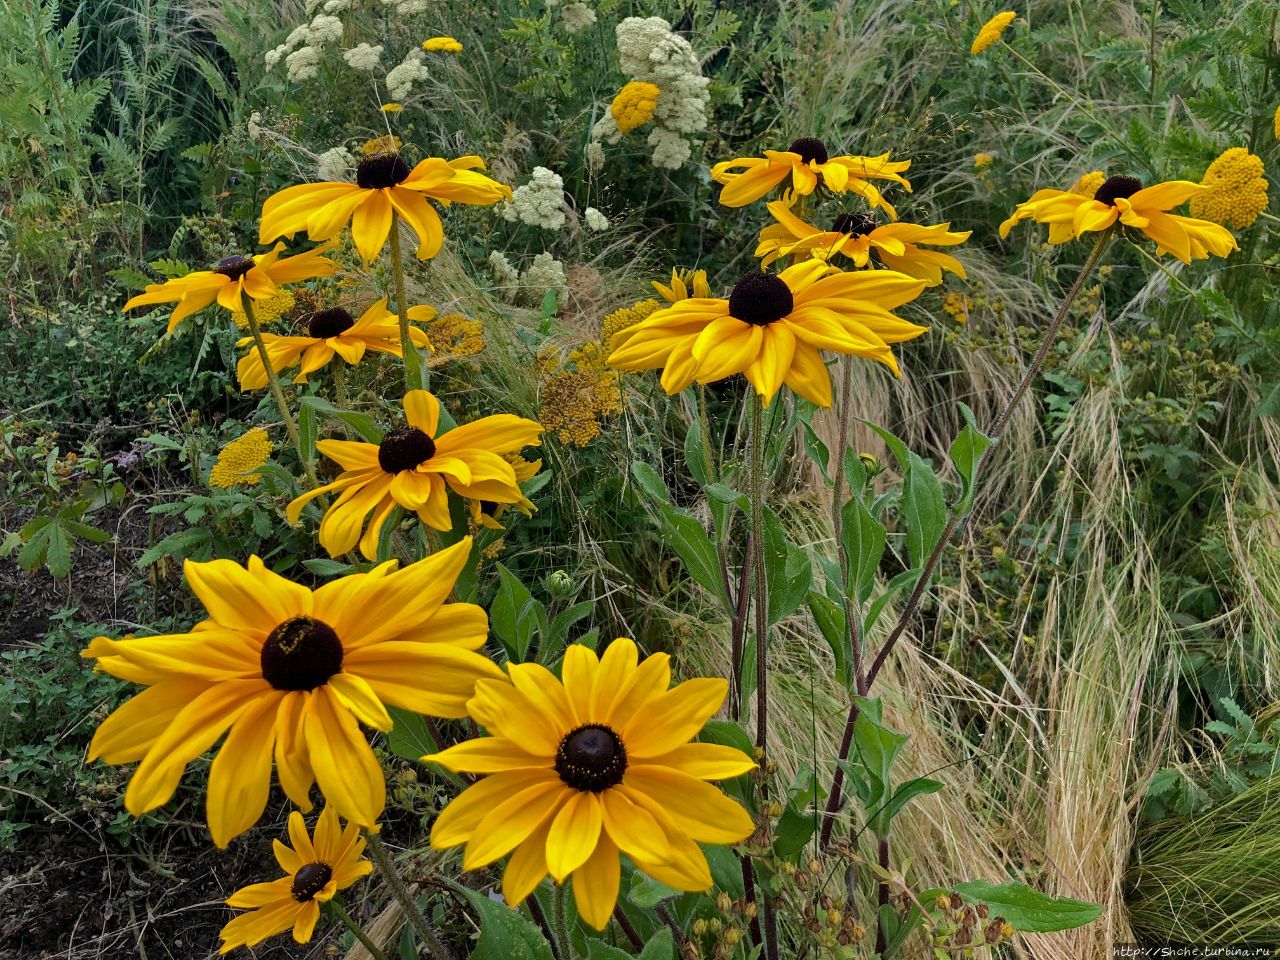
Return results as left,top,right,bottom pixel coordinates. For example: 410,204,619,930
490,564,544,661
948,403,993,515
807,592,850,688
953,880,1102,933
659,507,724,602
386,705,436,761
628,871,681,908
879,777,944,828
840,494,886,603
902,451,947,569
773,804,817,857
299,397,317,461
300,395,384,443
631,461,671,504
763,507,811,624
454,884,555,960
302,558,354,577
685,419,709,486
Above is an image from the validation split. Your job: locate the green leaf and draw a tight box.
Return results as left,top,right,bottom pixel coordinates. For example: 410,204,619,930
454,884,555,960
299,395,384,444
840,495,886,603
773,804,817,857
807,591,850,687
628,871,681,908
639,929,675,960
763,507,811,624
386,705,436,761
879,777,944,825
947,403,993,515
952,880,1102,933
902,452,947,569
302,558,354,577
685,419,708,486
659,507,724,603
299,397,317,462
630,461,671,504
490,564,544,661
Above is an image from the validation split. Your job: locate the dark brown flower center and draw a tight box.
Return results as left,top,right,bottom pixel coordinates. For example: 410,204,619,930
479,500,500,517
261,617,343,691
291,862,333,902
378,427,436,473
729,271,794,327
307,307,355,339
1093,175,1143,206
555,724,627,792
212,255,255,280
831,212,877,237
788,137,829,165
356,152,412,189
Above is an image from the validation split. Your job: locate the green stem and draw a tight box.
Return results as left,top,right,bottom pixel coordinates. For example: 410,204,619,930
363,830,453,960
241,297,317,487
388,211,427,392
331,899,389,960
1147,0,1159,107
553,881,573,960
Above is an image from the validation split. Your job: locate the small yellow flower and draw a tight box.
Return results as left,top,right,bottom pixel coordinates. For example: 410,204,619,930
424,312,486,364
1189,147,1269,230
971,11,1017,55
611,81,660,134
361,135,402,156
229,289,295,330
380,102,403,113
538,342,623,446
1274,104,1280,140
423,36,462,53
942,292,972,325
1069,170,1106,198
209,428,273,488
974,152,995,169
602,299,661,341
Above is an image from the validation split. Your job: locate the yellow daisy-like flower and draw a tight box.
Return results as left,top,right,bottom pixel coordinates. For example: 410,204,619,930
610,81,660,134
210,428,273,488
608,259,927,407
235,299,433,389
971,11,1017,55
1069,170,1106,198
999,174,1238,263
424,638,756,930
218,806,371,953
122,242,337,333
653,267,712,303
380,102,403,113
82,538,501,845
287,390,544,560
260,149,512,262
1188,147,1269,230
423,36,463,53
756,194,970,283
469,455,541,530
711,140,911,215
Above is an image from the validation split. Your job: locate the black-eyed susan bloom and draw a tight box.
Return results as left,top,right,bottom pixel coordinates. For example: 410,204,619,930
82,539,501,846
259,149,511,262
653,266,712,303
424,638,756,930
287,390,543,560
999,174,1238,262
711,139,911,214
469,454,541,530
218,806,370,951
235,299,434,390
218,806,371,953
122,242,337,332
607,260,927,407
757,194,970,283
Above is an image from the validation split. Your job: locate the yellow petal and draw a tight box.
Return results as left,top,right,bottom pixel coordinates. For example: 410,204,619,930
303,686,385,827
207,693,281,847
545,790,603,880
571,832,620,930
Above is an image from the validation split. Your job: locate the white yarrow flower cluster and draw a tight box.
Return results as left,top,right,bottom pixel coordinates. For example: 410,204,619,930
561,3,596,33
519,253,568,305
316,146,356,181
499,167,568,232
488,251,520,299
266,12,346,82
592,17,710,169
343,43,383,73
379,0,431,14
386,49,430,100
584,207,609,232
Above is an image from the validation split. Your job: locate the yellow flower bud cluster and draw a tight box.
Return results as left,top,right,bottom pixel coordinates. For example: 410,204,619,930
229,290,295,330
610,81,661,134
424,312,486,364
971,11,1016,55
602,298,660,341
1189,147,1269,229
209,428,272,488
943,291,972,324
538,341,623,447
1069,170,1106,199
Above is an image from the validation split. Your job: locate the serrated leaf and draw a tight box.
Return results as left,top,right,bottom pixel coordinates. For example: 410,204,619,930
454,884,555,960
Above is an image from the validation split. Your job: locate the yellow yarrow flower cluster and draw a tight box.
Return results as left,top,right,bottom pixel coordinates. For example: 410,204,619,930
971,11,1017,55
423,312,486,363
422,36,462,53
610,81,661,134
360,134,402,156
942,292,972,325
228,290,295,330
1189,147,1269,229
209,428,273,488
974,153,995,169
1069,170,1106,198
538,341,623,446
1274,104,1280,140
602,298,661,341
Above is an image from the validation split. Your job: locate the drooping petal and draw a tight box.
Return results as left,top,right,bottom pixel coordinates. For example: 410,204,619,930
571,832,620,931
304,686,386,828
207,693,282,847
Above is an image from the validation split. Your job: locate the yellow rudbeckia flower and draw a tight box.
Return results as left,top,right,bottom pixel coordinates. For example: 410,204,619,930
82,538,501,845
259,149,511,262
469,454,541,530
999,174,1238,262
218,806,371,953
652,266,712,302
287,390,544,560
711,139,911,214
757,194,970,283
608,260,927,407
424,638,756,930
122,242,338,333
235,299,434,389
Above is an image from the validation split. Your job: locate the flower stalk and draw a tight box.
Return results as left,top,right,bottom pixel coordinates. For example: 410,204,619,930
331,899,389,960
363,829,454,960
240,296,318,487
388,211,427,392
